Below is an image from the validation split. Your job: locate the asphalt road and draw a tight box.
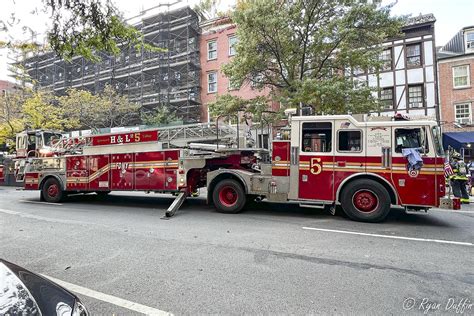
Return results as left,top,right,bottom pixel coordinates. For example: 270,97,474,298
1,186,473,315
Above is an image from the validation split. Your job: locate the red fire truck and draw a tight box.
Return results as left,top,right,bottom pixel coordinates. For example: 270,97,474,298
19,113,448,222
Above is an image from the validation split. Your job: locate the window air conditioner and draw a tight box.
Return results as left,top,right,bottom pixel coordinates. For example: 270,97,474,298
456,118,471,125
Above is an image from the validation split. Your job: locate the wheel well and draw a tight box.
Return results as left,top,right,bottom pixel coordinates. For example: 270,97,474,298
207,173,246,204
337,175,397,205
39,175,64,190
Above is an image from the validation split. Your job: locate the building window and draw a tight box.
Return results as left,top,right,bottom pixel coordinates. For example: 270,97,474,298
207,40,217,60
406,43,422,68
408,85,424,108
455,103,472,124
228,78,240,91
352,67,365,76
466,31,474,51
228,35,237,56
208,72,217,93
380,87,394,109
453,65,470,88
380,48,392,71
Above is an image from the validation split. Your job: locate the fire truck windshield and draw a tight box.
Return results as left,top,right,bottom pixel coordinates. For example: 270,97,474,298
43,132,62,147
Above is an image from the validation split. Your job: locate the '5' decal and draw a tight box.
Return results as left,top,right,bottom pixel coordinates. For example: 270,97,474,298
310,158,322,175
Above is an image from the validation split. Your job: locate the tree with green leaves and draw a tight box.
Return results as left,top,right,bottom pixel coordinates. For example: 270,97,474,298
58,85,141,131
0,91,24,148
0,89,79,147
22,90,78,130
208,94,282,124
218,0,403,116
141,106,179,127
1,85,142,149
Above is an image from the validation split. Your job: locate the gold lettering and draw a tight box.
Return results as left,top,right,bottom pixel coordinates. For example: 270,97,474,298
310,157,322,175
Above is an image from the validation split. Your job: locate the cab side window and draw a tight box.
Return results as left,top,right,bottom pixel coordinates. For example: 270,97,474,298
394,128,429,153
302,122,332,152
338,130,362,152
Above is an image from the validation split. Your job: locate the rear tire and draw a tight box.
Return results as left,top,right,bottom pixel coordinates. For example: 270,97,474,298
340,179,391,223
213,179,246,214
96,191,111,197
41,178,64,203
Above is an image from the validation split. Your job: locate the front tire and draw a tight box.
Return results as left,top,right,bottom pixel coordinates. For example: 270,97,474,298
340,179,391,223
213,179,246,214
41,178,64,203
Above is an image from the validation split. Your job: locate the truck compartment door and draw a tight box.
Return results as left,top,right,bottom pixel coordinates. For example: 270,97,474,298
66,156,89,191
137,151,165,191
164,150,180,191
111,153,134,190
88,155,110,191
272,140,291,176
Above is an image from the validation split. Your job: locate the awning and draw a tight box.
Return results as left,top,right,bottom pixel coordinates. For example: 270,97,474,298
443,132,474,151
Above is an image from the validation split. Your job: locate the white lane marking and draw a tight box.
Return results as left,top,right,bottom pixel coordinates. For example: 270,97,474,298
0,209,20,215
41,274,172,316
0,208,87,225
430,209,474,214
302,227,474,247
19,200,63,206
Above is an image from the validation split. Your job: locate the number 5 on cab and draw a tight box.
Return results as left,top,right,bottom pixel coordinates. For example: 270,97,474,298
310,157,322,175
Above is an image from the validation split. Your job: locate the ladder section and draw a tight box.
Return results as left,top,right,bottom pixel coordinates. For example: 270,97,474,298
156,122,236,147
50,135,89,155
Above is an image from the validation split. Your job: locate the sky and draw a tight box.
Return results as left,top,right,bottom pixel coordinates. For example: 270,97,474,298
0,0,473,81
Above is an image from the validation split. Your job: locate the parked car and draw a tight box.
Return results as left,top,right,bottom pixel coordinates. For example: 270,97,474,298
0,259,88,315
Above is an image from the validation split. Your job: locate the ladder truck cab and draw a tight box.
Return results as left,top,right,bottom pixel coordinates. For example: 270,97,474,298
15,130,63,158
21,113,448,222
11,130,63,182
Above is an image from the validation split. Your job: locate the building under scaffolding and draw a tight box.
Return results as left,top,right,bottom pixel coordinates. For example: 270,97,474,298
22,6,201,123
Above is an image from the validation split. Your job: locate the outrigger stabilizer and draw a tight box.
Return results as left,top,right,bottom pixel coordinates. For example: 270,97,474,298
161,191,187,219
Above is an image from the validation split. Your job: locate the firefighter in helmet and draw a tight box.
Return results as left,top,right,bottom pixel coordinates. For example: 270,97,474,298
449,151,470,204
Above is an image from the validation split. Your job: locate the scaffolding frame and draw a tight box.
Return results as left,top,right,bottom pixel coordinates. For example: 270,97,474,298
22,6,201,123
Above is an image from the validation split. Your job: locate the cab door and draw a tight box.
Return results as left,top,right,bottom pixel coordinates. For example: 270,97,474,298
391,126,436,206
334,122,365,194
298,121,335,201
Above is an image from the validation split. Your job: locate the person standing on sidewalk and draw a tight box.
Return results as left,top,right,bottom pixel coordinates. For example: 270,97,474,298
449,152,470,204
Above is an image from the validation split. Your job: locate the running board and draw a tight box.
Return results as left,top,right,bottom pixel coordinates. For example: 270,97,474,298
404,207,429,215
162,192,187,219
299,203,326,209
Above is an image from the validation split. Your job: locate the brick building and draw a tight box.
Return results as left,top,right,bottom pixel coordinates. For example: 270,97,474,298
0,80,18,93
438,26,474,157
199,14,440,123
199,17,274,122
